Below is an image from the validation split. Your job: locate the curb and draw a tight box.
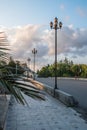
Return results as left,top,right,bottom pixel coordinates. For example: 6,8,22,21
0,95,11,130
29,79,78,107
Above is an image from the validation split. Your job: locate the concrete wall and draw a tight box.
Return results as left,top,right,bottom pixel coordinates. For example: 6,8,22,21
29,79,78,107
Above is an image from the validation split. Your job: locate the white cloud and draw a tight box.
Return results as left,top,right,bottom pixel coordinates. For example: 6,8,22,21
1,24,87,69
68,24,73,29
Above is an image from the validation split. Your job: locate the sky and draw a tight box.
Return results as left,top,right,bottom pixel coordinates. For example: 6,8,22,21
0,0,87,70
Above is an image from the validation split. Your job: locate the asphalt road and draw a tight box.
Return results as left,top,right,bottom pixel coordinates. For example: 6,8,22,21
36,77,87,110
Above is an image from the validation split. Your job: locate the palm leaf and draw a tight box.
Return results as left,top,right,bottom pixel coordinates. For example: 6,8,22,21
0,32,45,105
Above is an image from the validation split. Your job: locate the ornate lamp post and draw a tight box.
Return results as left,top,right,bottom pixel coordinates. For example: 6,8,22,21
27,58,31,78
15,61,18,76
32,48,37,80
50,17,62,92
16,62,17,75
27,58,31,68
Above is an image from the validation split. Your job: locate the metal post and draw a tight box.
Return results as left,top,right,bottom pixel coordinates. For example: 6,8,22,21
50,17,62,96
27,58,31,78
55,29,57,89
16,62,17,76
34,53,35,80
32,48,37,80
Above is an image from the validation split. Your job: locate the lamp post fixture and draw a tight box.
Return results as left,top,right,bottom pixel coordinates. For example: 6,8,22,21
32,48,37,80
50,17,62,91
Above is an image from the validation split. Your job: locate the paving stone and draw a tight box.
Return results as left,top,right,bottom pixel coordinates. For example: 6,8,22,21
5,92,87,130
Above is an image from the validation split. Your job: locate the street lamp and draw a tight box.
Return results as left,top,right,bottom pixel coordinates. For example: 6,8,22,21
32,48,37,80
50,17,62,91
27,58,31,78
27,58,31,69
15,61,18,76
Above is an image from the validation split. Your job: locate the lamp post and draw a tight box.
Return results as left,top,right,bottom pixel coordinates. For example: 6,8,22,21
16,61,17,76
27,58,31,78
50,17,62,92
32,48,37,80
27,58,31,68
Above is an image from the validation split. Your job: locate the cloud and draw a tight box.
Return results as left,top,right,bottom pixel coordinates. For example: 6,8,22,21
61,27,87,56
46,26,87,57
1,24,87,69
68,24,73,29
5,25,48,59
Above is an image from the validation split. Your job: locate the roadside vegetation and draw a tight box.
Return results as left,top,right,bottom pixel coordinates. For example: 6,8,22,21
0,32,45,105
37,57,87,78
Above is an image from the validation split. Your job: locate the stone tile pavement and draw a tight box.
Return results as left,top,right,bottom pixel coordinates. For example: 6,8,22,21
0,95,10,130
5,92,87,130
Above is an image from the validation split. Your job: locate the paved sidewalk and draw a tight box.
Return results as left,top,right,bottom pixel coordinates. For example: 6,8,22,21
5,92,87,130
0,95,10,130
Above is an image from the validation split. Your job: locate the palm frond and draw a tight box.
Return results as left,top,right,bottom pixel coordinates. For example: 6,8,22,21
0,32,45,105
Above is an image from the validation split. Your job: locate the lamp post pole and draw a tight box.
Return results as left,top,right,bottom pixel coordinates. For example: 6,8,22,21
16,61,17,76
32,48,37,80
27,58,31,78
50,17,62,93
55,28,57,89
27,58,31,68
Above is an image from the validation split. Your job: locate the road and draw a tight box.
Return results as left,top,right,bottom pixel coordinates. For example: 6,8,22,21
36,77,87,110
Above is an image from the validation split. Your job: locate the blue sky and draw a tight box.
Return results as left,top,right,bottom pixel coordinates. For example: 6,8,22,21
0,0,87,69
0,0,87,28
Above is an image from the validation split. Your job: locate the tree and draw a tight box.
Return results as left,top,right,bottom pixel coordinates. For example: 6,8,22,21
80,64,87,78
8,57,24,75
8,56,16,74
37,56,87,78
71,64,80,77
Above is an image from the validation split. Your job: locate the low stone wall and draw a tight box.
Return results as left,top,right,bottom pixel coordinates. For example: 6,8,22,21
55,89,78,106
29,79,78,107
